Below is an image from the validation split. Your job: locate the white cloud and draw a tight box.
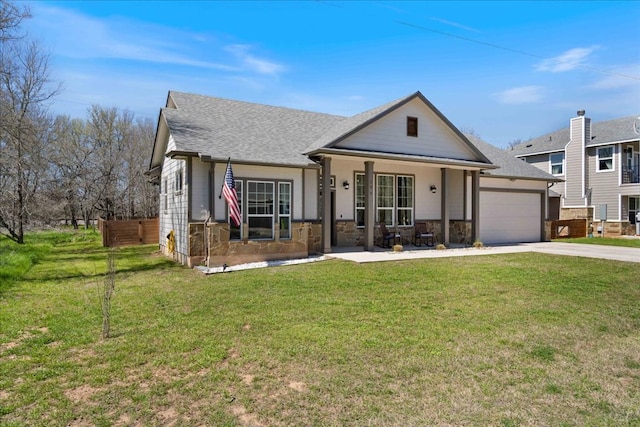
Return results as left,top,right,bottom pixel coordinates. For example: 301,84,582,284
27,4,275,73
589,64,640,89
536,46,599,72
494,86,545,104
225,44,286,76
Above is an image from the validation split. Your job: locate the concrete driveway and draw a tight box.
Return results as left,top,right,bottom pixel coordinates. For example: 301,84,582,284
328,241,640,264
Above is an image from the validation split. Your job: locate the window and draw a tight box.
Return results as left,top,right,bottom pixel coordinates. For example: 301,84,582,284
630,197,639,225
550,153,564,175
247,181,274,239
279,182,291,239
376,175,395,225
230,180,292,240
407,116,418,137
355,173,365,227
355,173,414,227
163,178,168,212
396,176,414,226
175,168,183,193
597,146,614,171
230,180,243,240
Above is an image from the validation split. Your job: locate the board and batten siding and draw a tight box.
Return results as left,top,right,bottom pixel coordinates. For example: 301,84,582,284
563,117,588,207
335,98,480,161
159,137,189,262
587,146,620,221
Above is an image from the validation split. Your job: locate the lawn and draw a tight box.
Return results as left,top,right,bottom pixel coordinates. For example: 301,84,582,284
1,231,640,426
556,236,640,248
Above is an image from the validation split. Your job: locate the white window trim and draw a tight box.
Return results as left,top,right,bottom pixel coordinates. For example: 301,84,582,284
396,175,414,227
376,174,395,226
163,178,168,214
231,179,292,241
355,173,365,227
355,173,414,228
246,180,275,240
549,153,564,176
278,182,291,240
174,168,184,195
596,145,615,172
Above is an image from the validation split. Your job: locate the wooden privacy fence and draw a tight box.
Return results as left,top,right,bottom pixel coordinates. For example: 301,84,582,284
98,218,159,247
550,219,587,239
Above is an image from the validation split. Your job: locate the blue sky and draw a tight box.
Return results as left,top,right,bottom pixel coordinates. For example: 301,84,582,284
23,1,640,147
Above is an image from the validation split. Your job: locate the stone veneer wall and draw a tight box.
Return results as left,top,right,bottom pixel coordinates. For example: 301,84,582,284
307,222,322,254
560,207,593,221
621,222,637,236
187,221,311,267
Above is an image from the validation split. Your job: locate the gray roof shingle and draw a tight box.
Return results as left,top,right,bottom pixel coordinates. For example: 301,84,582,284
466,134,560,181
165,91,344,166
510,115,640,156
159,91,557,181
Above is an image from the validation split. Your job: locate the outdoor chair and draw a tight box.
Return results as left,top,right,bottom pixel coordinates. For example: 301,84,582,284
379,223,400,248
414,222,434,247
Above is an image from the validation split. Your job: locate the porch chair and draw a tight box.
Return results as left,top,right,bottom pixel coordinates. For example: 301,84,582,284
379,223,401,248
414,222,434,247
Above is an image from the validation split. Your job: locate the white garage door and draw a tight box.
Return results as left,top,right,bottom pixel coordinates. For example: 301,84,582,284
480,191,541,244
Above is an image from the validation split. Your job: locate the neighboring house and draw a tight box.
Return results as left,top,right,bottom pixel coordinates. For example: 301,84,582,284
510,112,640,236
147,91,559,267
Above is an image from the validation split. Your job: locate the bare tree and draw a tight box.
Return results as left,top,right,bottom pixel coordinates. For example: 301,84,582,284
505,139,522,150
0,0,30,42
0,37,61,242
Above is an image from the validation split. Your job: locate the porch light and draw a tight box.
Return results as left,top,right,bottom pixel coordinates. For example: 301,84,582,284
342,180,350,190
430,184,437,193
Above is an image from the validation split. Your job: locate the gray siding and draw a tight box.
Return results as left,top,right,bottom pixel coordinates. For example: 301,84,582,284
588,146,620,220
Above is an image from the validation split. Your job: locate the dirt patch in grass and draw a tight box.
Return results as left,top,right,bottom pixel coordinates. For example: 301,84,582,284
65,384,98,404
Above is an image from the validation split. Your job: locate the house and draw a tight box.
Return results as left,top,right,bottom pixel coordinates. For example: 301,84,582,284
147,91,559,267
510,112,640,236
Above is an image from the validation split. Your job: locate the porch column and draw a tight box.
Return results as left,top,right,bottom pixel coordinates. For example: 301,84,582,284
321,157,332,253
440,168,450,245
471,170,480,243
364,161,375,251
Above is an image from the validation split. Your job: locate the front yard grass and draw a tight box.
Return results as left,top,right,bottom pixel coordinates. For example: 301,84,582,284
556,236,640,248
1,231,639,426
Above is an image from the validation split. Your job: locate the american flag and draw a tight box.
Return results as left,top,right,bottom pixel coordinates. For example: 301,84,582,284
222,159,241,227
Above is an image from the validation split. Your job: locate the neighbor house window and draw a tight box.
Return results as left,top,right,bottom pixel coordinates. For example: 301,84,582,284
407,116,418,137
550,153,564,175
279,182,291,239
630,196,639,225
597,146,614,171
355,173,365,227
396,176,414,226
377,174,395,226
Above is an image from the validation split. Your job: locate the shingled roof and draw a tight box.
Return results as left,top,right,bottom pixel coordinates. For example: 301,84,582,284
466,134,561,181
151,91,559,182
163,91,344,166
510,115,640,156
